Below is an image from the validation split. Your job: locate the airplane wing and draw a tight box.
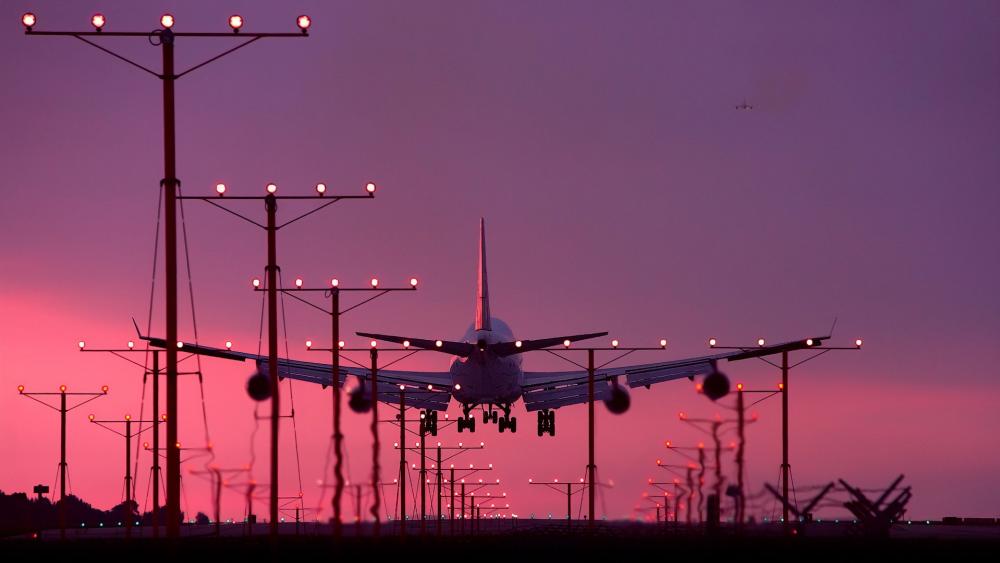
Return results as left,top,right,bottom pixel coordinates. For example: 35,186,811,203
138,335,453,411
520,336,829,411
259,356,454,412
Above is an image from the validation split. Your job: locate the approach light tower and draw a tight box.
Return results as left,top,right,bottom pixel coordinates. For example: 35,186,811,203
21,11,312,539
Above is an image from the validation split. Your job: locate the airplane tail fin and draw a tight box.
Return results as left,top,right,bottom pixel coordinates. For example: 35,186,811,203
475,217,491,331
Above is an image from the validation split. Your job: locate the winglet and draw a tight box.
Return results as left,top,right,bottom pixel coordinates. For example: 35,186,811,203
475,217,491,331
131,317,143,338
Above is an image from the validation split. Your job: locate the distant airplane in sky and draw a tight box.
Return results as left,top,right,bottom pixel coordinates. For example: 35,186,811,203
736,99,754,110
141,219,826,437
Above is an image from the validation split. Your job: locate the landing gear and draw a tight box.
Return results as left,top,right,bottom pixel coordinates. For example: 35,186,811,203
496,403,516,433
498,415,517,433
536,409,556,437
458,404,477,433
457,416,476,433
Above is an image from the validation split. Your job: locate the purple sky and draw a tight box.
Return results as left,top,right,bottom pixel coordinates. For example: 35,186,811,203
2,1,999,522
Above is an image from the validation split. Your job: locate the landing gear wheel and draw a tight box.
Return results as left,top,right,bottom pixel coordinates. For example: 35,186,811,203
457,417,466,433
498,416,507,433
509,416,517,433
548,410,556,436
467,416,476,433
491,411,499,423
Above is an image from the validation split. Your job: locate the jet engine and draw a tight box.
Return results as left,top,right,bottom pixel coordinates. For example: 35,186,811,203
603,381,631,414
702,370,731,401
246,371,271,401
348,384,373,413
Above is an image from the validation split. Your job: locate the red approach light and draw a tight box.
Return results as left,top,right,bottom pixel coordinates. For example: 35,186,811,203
91,13,106,31
229,15,244,32
59,384,67,392
17,385,24,393
736,382,744,391
22,13,36,30
297,15,311,33
101,385,109,394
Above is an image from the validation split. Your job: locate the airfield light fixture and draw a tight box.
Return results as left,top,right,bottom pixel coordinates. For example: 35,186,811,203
91,14,106,31
435,340,443,348
515,341,522,348
215,183,227,196
410,278,419,287
295,277,303,288
160,14,174,29
365,182,377,194
78,341,86,349
660,339,667,348
757,338,766,347
611,339,619,348
266,183,277,194
305,340,313,349
403,340,411,348
709,338,717,347
315,182,326,196
252,278,261,288
225,341,233,350
563,340,571,348
370,277,379,288
296,15,311,33
127,341,135,349
17,385,24,393
330,278,339,287
370,340,378,348
228,15,244,32
59,385,67,392
22,12,36,31
855,338,864,348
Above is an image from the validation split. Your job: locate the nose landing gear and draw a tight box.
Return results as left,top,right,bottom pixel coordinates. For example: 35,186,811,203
536,409,556,436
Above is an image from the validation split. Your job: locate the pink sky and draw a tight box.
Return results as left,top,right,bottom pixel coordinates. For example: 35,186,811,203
2,1,999,522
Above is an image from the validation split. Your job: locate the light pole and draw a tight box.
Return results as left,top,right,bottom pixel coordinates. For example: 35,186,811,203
521,338,671,528
78,343,189,537
87,414,155,537
21,11,312,538
283,278,419,536
527,478,589,529
181,181,376,538
708,335,863,531
17,381,108,539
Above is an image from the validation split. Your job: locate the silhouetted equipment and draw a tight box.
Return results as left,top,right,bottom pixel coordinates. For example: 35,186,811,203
348,384,373,413
246,371,272,401
33,484,49,500
603,382,631,414
765,481,835,532
840,474,911,538
702,370,730,401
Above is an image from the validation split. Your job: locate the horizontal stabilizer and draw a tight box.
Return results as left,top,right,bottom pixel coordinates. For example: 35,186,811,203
491,331,608,357
357,332,474,357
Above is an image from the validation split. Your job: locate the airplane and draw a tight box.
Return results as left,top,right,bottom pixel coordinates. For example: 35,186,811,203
736,99,754,110
139,219,830,437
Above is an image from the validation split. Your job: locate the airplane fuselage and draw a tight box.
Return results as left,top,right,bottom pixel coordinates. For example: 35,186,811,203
449,317,522,406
